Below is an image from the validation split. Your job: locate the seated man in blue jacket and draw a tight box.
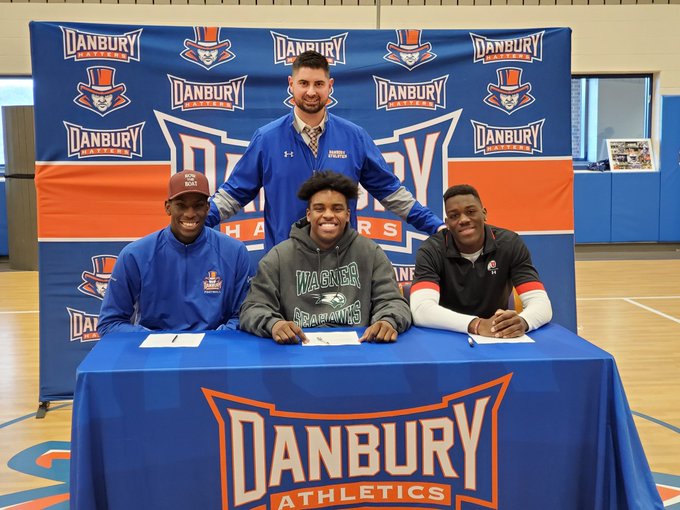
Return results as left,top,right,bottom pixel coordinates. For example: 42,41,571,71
239,171,411,344
97,170,252,336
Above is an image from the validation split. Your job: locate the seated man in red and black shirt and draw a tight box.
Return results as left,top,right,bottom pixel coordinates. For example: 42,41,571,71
410,184,552,338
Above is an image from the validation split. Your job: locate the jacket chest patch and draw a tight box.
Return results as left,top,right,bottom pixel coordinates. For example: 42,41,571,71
203,270,223,293
327,149,348,159
487,259,498,275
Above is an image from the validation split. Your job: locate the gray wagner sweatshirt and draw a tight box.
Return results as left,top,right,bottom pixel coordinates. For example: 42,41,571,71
239,218,412,337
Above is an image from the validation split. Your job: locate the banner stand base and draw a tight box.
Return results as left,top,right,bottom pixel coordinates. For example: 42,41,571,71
35,401,50,419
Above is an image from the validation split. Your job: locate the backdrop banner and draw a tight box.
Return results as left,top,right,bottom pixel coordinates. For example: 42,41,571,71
30,22,574,401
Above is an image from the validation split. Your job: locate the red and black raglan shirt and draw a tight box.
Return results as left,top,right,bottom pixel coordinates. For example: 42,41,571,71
411,224,547,321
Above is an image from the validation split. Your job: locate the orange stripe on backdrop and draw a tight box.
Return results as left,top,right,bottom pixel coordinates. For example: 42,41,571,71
447,159,574,232
35,163,171,239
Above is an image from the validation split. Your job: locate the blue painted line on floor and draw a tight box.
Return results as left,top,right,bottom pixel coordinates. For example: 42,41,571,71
0,403,72,430
633,411,680,435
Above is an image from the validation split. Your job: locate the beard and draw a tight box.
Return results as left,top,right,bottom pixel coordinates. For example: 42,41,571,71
295,96,325,115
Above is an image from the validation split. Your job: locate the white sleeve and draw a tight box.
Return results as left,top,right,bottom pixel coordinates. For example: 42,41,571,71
410,287,477,333
518,289,553,331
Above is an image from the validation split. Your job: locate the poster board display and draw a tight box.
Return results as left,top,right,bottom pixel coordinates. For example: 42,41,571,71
607,138,655,171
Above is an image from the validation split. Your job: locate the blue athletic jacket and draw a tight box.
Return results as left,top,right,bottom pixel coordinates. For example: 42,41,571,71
208,111,443,251
97,226,252,336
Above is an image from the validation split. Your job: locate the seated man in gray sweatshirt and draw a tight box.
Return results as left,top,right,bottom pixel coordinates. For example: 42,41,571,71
240,170,411,344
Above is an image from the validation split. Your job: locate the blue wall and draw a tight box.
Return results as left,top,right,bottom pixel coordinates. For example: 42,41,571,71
0,177,7,256
574,95,680,243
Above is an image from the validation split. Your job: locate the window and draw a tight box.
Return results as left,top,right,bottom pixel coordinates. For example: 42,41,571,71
571,75,652,168
0,77,34,169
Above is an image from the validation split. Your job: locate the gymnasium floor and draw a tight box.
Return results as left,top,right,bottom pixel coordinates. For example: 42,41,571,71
0,251,679,508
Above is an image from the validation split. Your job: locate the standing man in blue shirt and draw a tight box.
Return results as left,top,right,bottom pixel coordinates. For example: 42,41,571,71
98,170,252,336
206,50,444,251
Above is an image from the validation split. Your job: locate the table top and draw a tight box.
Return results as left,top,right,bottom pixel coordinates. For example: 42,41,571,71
79,323,613,374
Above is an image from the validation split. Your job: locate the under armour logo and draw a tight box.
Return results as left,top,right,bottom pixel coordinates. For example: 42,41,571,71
283,151,294,158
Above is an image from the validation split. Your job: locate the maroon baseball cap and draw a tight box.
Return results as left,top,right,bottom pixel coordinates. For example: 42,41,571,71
168,170,210,200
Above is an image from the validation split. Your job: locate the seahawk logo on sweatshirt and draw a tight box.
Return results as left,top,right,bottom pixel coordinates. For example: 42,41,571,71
313,292,347,309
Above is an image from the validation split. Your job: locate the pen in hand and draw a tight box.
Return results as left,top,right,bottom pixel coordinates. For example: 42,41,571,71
467,336,475,348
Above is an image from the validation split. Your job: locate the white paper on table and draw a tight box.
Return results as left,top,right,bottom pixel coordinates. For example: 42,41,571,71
303,331,361,346
469,333,535,345
139,333,205,348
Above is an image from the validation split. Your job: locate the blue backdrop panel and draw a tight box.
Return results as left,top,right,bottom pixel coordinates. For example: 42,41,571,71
30,22,575,400
38,241,127,399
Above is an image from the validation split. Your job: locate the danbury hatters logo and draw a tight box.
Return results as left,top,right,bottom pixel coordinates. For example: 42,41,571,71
203,374,511,510
64,121,144,158
471,31,544,64
484,67,534,115
383,29,436,71
67,308,99,342
471,119,544,155
78,255,117,300
168,75,247,112
271,32,347,65
181,27,235,70
61,26,142,62
374,75,448,111
74,66,130,117
203,270,223,293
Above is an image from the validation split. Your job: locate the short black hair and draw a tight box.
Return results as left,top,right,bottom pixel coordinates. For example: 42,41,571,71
292,50,330,78
297,171,359,204
443,184,483,205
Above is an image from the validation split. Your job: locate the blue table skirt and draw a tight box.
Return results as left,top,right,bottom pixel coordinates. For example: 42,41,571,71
70,324,662,510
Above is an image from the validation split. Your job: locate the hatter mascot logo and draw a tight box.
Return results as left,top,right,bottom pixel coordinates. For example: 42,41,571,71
78,255,117,300
484,67,534,115
181,27,235,70
74,66,130,117
384,29,437,71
